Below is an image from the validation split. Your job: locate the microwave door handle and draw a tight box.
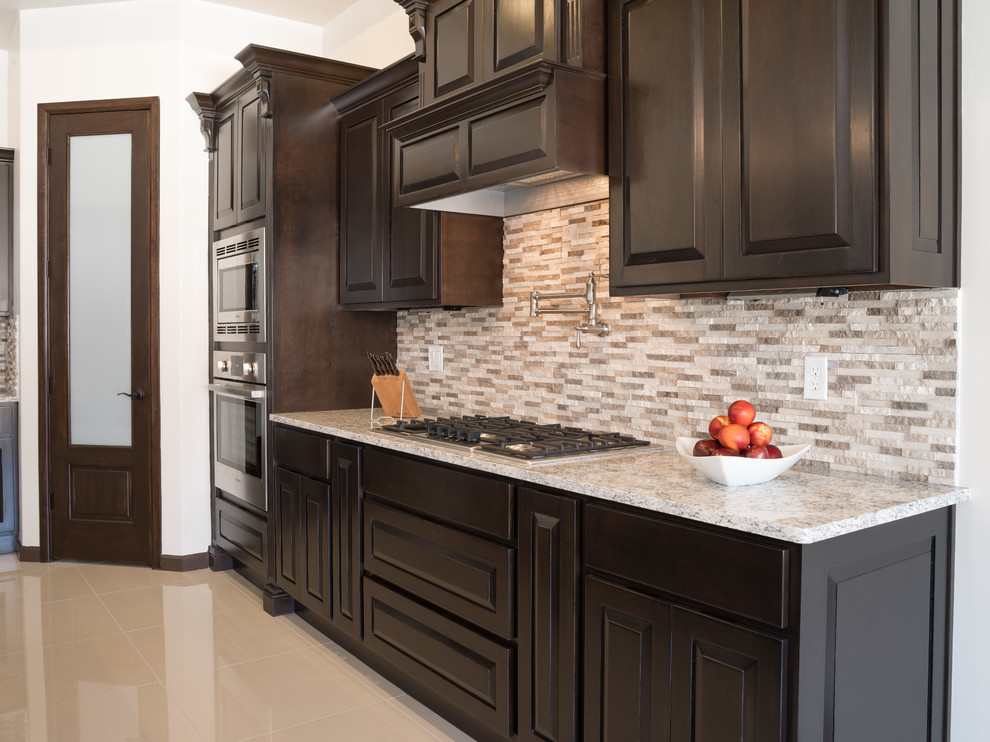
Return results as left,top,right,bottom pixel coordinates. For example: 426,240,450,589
208,383,266,400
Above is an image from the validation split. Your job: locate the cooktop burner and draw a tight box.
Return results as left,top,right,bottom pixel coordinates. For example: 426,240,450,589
379,415,656,462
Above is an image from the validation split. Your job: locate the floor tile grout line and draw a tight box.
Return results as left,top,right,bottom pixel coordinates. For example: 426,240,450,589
246,697,391,740
384,695,470,742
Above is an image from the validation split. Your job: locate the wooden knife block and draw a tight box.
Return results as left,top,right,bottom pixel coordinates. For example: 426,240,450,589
371,370,421,419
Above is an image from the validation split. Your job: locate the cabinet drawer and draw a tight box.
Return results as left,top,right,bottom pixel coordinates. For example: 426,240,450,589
364,449,514,539
214,494,267,577
273,426,331,481
364,577,515,738
585,504,790,628
365,500,514,639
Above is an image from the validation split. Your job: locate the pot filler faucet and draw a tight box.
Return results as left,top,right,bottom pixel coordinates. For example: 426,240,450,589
530,273,610,349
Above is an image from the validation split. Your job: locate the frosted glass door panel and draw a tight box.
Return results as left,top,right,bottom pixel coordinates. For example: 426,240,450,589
69,133,132,446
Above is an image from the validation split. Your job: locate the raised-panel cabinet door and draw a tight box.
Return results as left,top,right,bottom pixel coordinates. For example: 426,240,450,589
670,608,785,742
608,0,724,293
237,88,267,225
383,82,439,304
722,0,878,280
340,105,384,304
427,0,484,103
518,488,580,742
584,577,671,742
331,441,363,640
299,475,331,618
274,466,301,600
486,0,555,75
212,107,236,230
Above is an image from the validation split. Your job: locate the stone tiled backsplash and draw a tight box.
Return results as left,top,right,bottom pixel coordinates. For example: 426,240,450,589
397,200,959,485
0,315,16,397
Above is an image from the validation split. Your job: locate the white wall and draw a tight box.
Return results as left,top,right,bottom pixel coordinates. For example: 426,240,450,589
952,1,990,737
322,0,412,68
15,0,323,555
0,50,8,145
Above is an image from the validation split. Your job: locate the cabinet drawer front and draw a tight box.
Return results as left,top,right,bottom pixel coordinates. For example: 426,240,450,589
365,500,514,639
396,127,461,196
468,96,550,177
214,495,266,575
364,449,515,539
364,578,515,738
273,426,331,481
585,505,789,628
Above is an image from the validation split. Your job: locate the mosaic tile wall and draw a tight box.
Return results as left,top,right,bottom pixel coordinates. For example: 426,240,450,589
397,200,959,485
0,315,16,397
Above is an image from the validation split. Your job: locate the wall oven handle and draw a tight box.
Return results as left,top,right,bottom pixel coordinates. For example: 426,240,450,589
209,383,266,400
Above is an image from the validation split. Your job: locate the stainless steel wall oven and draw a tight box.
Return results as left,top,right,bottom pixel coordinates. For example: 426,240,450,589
210,351,266,512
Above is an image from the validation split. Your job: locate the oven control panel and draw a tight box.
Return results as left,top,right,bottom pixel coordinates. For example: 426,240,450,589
214,350,266,385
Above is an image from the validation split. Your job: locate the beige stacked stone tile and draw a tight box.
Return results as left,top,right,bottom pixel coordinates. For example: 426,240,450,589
397,200,959,485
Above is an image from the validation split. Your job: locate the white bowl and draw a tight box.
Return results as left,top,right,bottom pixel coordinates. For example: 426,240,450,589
675,437,811,486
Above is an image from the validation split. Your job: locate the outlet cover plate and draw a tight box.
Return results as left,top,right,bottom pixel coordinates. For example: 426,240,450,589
804,355,828,400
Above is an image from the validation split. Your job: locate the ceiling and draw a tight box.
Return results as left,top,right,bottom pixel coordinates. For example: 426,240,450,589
0,0,360,27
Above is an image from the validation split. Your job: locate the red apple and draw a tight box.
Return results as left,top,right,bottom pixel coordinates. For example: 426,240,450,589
743,445,769,459
747,421,773,447
693,439,720,457
708,415,731,440
711,447,740,456
718,423,751,452
727,400,757,427
766,444,783,459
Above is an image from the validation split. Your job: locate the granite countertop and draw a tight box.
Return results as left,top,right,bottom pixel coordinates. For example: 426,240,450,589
270,409,971,545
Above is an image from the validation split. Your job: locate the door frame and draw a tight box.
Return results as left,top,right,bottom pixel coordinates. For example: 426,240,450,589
37,97,162,567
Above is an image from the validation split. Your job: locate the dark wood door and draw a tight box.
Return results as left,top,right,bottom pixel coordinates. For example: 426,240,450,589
331,441,362,639
485,0,555,76
42,100,160,565
274,466,301,596
584,576,671,742
518,488,580,742
236,87,267,226
669,608,785,742
382,82,439,305
608,0,724,291
275,465,331,617
339,104,383,304
425,0,484,103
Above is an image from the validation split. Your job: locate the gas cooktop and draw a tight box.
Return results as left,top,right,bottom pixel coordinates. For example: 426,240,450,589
378,415,659,464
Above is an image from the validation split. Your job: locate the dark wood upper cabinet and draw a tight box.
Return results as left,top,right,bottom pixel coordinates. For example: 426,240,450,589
209,86,267,232
334,57,504,309
609,0,958,296
422,0,603,107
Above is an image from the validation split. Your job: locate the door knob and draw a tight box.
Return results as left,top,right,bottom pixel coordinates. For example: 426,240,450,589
117,389,146,400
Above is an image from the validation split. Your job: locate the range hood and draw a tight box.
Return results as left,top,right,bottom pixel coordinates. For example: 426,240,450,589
387,1,608,217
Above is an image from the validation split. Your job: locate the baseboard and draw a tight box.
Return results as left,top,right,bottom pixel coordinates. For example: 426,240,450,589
16,543,42,562
159,552,210,572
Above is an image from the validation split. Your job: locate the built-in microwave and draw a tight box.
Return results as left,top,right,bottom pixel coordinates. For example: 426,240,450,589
213,227,265,343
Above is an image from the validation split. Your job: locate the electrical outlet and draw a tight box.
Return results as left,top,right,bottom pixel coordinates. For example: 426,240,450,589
428,344,444,372
804,355,828,400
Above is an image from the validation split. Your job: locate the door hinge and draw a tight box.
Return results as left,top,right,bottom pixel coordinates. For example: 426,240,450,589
48,492,54,510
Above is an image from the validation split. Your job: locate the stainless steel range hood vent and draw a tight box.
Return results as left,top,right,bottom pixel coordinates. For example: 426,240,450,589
410,173,610,218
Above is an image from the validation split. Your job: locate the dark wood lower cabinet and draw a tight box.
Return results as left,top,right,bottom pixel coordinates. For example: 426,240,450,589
331,441,363,640
670,608,785,742
584,576,671,742
517,488,580,742
213,494,267,579
274,466,331,618
266,431,953,742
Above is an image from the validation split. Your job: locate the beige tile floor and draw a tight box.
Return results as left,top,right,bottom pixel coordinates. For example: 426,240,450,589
0,554,478,742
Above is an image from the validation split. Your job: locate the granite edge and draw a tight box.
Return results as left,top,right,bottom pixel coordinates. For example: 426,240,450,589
270,412,971,545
